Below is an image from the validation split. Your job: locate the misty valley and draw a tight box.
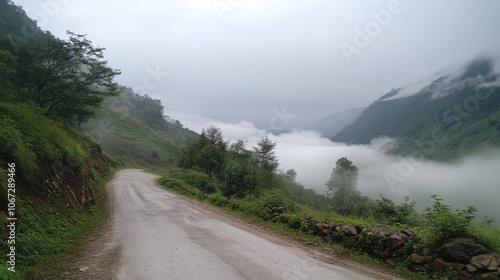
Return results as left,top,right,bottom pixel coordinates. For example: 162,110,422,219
1,0,500,279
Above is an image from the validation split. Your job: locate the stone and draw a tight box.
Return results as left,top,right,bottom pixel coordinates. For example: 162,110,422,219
79,266,89,272
410,254,426,265
387,232,408,251
471,254,499,271
344,226,359,237
432,258,449,273
277,207,285,214
450,262,466,271
476,272,499,280
437,238,491,263
400,229,417,238
488,256,499,271
354,225,363,233
457,271,471,280
371,226,394,237
466,264,478,273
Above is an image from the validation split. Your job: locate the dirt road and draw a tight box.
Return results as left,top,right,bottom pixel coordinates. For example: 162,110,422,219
68,169,402,280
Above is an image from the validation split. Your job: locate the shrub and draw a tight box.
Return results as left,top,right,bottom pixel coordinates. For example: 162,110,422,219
206,193,228,207
423,195,476,248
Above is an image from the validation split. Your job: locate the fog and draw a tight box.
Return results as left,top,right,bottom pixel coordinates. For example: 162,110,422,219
176,113,500,223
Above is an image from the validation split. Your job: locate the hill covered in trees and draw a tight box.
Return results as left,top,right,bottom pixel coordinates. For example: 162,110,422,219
333,58,500,161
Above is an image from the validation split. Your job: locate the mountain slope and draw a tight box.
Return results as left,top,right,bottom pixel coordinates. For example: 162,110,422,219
308,107,365,137
333,58,500,160
80,103,183,167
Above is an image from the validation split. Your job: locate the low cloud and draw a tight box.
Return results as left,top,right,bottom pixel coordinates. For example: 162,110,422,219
174,112,500,223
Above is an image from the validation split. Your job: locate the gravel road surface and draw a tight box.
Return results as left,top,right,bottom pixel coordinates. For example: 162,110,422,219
65,169,402,280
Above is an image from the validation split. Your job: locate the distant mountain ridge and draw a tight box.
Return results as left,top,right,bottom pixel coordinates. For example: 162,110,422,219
333,57,500,160
308,107,365,138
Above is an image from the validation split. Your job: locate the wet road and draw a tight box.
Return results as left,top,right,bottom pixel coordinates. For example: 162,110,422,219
105,169,399,280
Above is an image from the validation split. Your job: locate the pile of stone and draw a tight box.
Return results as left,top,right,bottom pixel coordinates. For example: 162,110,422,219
411,238,500,279
269,206,285,222
292,218,499,279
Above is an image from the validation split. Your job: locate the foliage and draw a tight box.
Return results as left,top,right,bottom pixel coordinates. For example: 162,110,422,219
326,157,360,215
105,87,198,143
80,104,182,166
0,31,121,126
373,195,421,226
422,195,477,248
253,135,279,174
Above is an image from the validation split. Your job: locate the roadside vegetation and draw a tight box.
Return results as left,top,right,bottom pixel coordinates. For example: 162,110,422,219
0,2,123,278
159,125,500,279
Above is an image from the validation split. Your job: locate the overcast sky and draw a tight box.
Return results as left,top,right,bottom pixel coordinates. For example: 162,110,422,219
13,0,500,128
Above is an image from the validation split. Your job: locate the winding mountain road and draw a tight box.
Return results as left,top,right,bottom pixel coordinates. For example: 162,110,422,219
69,169,402,280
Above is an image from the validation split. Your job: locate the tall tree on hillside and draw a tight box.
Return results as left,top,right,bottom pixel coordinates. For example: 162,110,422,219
14,31,121,125
202,125,227,151
326,157,360,215
254,135,279,173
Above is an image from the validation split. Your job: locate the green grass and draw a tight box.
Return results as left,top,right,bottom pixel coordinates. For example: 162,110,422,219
0,103,118,279
81,105,182,167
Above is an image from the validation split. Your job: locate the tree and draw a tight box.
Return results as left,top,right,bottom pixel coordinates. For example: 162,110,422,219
202,125,227,151
0,49,17,101
15,31,121,125
326,157,360,215
254,135,279,173
285,169,297,181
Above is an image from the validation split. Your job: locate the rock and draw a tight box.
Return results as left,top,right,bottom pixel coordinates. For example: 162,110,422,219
466,264,478,273
371,226,394,237
410,254,426,265
450,262,466,271
400,229,417,238
471,254,499,271
432,258,449,273
336,225,348,233
458,271,471,280
437,238,491,263
344,226,359,237
276,207,285,214
387,232,408,251
354,225,363,233
476,272,499,280
79,266,89,272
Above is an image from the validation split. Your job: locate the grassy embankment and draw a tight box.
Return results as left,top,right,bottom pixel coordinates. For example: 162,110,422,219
0,103,120,279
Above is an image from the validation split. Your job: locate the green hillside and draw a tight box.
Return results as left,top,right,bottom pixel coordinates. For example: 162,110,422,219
80,103,184,167
333,58,500,160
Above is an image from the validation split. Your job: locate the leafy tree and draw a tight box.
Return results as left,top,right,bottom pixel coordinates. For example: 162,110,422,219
0,49,16,101
179,125,227,177
285,169,297,181
14,32,121,125
254,135,279,173
326,157,360,215
202,125,227,151
373,195,419,225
